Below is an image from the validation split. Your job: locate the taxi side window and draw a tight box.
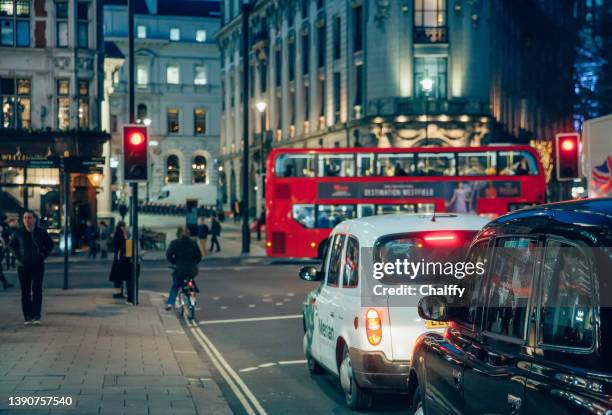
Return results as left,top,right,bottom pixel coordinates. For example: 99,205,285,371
484,237,538,339
454,240,489,328
326,234,346,287
539,239,595,349
342,236,359,288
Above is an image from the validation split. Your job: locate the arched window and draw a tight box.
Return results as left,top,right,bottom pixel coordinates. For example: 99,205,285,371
192,155,207,183
166,155,180,183
137,103,147,121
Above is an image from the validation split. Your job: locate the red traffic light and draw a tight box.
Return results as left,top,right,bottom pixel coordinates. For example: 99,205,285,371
561,138,575,152
555,133,580,181
123,125,148,181
130,132,145,146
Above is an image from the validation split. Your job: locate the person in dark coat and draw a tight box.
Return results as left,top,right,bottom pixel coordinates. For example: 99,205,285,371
108,221,129,298
84,220,99,258
0,233,13,290
9,211,54,325
165,226,202,310
209,215,221,253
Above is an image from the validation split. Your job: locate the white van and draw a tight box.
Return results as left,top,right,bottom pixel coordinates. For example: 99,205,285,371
153,184,217,206
299,213,489,410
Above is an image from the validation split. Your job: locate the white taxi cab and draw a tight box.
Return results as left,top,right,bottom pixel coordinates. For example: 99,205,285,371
299,213,489,410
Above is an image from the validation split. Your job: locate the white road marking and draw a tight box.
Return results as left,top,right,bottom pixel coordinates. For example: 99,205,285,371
237,295,244,299
263,293,270,297
165,330,186,334
213,297,220,301
220,306,228,310
278,360,307,365
248,304,256,308
239,367,259,373
287,293,295,297
262,298,273,303
274,303,284,306
174,350,197,354
258,363,276,368
283,298,292,302
198,314,302,325
186,319,267,415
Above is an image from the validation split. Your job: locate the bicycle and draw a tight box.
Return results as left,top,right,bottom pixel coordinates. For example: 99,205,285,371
168,265,198,321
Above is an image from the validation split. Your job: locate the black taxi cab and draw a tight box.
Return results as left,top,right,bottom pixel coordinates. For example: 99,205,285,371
408,198,612,415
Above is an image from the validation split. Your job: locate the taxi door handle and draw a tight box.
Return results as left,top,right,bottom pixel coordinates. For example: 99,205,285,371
330,312,335,318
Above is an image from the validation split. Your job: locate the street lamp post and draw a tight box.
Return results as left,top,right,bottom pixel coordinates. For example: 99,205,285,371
240,2,251,254
420,77,433,146
255,100,266,241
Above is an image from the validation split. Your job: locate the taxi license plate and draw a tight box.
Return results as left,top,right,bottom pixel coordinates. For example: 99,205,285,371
425,320,449,329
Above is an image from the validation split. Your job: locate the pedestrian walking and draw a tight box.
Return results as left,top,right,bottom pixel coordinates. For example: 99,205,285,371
196,217,209,257
5,219,17,269
8,211,53,325
99,221,110,259
209,215,221,253
108,222,129,298
232,200,240,223
0,235,13,290
84,220,99,258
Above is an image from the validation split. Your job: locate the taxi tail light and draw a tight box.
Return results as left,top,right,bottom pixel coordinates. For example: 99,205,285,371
365,309,382,346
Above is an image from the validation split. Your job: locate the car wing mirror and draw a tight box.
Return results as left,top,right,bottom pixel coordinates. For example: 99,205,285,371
418,295,449,322
299,266,322,282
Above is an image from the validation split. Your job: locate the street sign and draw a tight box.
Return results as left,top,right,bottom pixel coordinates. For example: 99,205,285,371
61,156,105,173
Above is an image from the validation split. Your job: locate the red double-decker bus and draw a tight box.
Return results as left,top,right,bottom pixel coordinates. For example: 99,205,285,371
265,146,546,258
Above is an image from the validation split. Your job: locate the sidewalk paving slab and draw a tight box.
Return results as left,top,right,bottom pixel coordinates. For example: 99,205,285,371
0,288,233,415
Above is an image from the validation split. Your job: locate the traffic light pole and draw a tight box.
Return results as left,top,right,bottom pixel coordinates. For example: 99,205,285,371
241,3,251,254
128,0,139,304
62,169,69,290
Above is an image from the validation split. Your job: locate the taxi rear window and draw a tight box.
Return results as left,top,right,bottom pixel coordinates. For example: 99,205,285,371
374,230,477,285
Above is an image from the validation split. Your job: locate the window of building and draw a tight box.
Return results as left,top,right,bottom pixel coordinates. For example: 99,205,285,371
57,79,70,130
288,41,296,82
194,108,206,134
317,0,324,10
260,60,267,93
196,29,206,42
169,27,180,41
414,0,447,43
275,47,282,87
301,0,308,17
302,32,309,75
137,103,147,122
77,2,88,48
333,72,341,124
167,64,179,84
317,24,326,68
0,0,30,47
333,16,341,60
287,6,294,27
137,25,146,38
166,155,180,184
110,114,118,132
194,65,207,85
137,64,148,86
56,2,68,47
78,80,89,128
353,5,362,52
354,64,363,118
318,77,326,129
167,108,179,133
303,83,310,124
414,56,447,99
0,77,30,128
192,155,207,183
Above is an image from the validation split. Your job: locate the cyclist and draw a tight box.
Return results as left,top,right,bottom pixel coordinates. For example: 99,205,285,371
165,226,202,311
